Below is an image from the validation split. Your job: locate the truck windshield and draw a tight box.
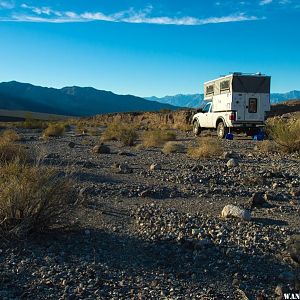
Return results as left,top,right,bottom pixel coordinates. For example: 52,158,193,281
232,76,270,93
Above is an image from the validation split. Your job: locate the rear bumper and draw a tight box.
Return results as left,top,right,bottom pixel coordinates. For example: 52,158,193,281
230,122,265,128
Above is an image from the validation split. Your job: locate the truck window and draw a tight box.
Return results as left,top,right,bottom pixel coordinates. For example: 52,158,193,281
248,98,257,113
220,80,230,93
203,103,212,113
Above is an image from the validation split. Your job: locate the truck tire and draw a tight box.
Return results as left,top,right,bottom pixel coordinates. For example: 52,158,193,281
193,121,201,136
217,121,228,139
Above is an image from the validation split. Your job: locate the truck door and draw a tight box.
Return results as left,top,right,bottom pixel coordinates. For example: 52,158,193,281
201,102,213,128
244,94,262,121
234,94,246,121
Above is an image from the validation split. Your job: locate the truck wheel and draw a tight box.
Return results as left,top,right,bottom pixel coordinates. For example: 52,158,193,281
193,121,201,136
217,122,228,139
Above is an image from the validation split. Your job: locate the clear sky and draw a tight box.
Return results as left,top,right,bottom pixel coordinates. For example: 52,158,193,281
0,0,299,97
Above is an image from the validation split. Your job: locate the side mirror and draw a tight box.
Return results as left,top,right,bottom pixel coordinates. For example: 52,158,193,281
196,108,203,113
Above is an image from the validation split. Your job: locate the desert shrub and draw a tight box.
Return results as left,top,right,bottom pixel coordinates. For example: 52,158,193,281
75,123,87,134
142,130,176,147
0,141,29,163
159,109,172,113
258,140,278,153
20,118,48,129
102,122,138,146
241,175,265,186
174,123,193,132
135,144,145,151
187,137,222,159
1,129,20,142
0,161,72,237
162,141,185,154
266,119,300,153
43,123,65,138
88,127,100,136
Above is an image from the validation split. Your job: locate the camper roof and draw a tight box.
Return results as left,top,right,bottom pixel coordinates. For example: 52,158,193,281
204,72,270,85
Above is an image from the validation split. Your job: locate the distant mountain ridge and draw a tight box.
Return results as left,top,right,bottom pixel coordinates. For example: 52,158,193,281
0,81,179,117
146,90,300,108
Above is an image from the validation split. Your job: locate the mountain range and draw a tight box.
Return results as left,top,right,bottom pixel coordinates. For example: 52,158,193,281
0,81,178,117
146,90,300,108
0,81,299,118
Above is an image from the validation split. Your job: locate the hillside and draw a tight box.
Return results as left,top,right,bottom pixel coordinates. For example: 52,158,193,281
0,81,179,117
147,91,300,108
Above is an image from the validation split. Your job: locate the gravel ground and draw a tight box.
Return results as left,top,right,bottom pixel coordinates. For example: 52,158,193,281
1,127,300,300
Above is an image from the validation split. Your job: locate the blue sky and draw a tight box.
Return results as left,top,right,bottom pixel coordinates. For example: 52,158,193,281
0,0,299,97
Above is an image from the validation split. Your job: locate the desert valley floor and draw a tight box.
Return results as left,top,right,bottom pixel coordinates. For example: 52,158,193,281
1,127,300,299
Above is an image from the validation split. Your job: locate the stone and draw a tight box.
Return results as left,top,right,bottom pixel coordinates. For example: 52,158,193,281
290,188,300,197
93,143,110,154
45,153,60,159
118,151,134,156
68,142,75,148
226,158,238,168
223,151,232,159
191,228,201,235
279,271,294,282
118,164,133,174
194,238,213,250
221,205,251,221
286,235,300,265
150,163,161,171
250,192,268,208
274,285,283,297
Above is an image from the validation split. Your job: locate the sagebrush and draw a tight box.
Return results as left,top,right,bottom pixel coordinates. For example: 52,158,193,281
267,118,300,153
0,161,72,237
102,122,138,146
162,141,185,154
0,140,29,163
187,137,222,158
43,124,65,138
1,129,20,142
142,130,176,147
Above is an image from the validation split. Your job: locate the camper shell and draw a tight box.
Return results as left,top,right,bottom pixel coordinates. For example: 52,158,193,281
192,72,271,138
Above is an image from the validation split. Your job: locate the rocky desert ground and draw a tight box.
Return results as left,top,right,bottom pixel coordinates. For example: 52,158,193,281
0,110,300,300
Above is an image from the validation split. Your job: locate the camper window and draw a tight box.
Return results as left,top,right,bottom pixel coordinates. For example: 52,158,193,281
248,98,257,113
206,85,214,96
220,80,230,93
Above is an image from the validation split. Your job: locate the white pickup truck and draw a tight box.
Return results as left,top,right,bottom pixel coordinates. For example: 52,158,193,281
192,73,271,138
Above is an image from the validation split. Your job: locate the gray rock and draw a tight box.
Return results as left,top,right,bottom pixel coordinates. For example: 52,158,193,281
93,143,110,154
68,142,75,148
221,204,251,221
274,285,283,297
250,192,268,208
286,235,300,265
118,164,133,174
150,163,161,171
226,158,238,168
